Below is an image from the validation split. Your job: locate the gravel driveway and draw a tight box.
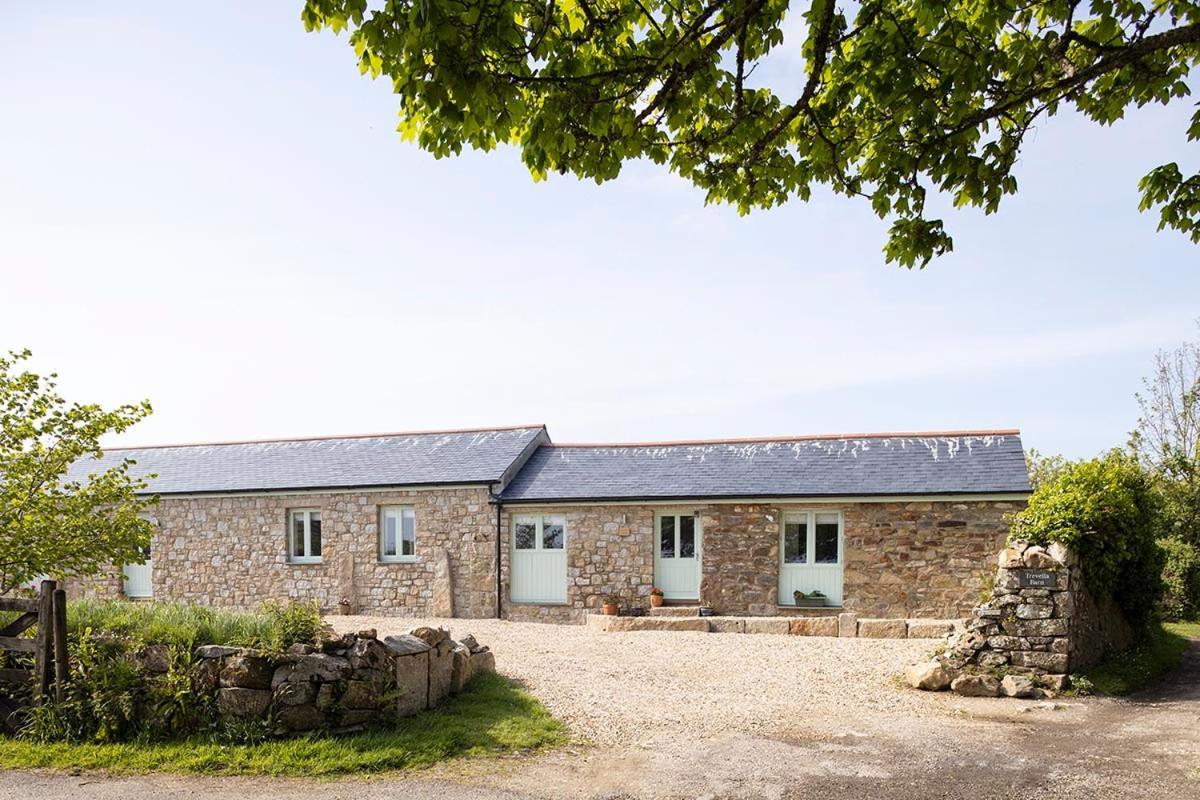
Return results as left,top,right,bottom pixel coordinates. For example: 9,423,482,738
5,618,1198,799
329,615,935,745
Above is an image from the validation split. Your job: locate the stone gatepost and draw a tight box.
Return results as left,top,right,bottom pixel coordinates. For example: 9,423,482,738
908,540,1103,698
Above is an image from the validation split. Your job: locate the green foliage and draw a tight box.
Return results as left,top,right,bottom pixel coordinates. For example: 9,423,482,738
15,601,328,744
261,599,324,653
1010,451,1164,629
1075,622,1191,696
1158,537,1200,621
303,0,1200,266
0,673,566,775
66,600,281,651
1025,448,1069,490
1130,328,1200,547
0,349,155,596
22,630,145,743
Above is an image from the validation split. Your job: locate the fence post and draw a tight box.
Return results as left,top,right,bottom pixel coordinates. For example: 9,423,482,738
52,588,68,702
34,579,56,701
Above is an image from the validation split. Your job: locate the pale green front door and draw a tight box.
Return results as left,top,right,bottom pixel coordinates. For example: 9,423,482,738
654,512,701,600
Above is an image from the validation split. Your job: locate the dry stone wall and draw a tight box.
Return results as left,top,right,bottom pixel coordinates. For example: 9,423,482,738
180,627,495,734
908,540,1131,698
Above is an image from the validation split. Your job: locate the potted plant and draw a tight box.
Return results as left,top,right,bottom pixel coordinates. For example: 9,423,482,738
649,587,664,608
793,590,827,608
601,595,620,616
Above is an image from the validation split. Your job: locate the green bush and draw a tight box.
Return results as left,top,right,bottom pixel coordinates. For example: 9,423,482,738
261,599,323,652
22,631,147,743
1158,537,1200,621
1009,450,1164,630
14,600,326,744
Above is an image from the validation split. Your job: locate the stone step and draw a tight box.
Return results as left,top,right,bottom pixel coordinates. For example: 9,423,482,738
647,606,700,617
587,614,710,632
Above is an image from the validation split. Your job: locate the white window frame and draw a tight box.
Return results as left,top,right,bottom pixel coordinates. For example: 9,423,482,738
656,512,699,560
288,508,323,564
512,514,567,551
379,505,417,563
781,510,843,566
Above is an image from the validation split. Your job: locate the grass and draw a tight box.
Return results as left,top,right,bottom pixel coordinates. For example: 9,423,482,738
1165,619,1200,639
0,672,566,776
1077,621,1197,696
62,598,320,651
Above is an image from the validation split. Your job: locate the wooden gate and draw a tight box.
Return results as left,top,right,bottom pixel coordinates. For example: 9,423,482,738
0,580,69,702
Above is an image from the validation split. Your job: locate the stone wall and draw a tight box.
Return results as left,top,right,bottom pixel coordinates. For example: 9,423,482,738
500,500,1018,622
908,540,1133,698
142,627,494,734
76,487,499,617
499,505,657,623
843,500,1020,617
72,494,1018,622
699,504,780,615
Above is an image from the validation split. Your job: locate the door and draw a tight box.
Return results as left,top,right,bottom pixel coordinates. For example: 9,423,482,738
123,544,153,599
654,512,701,601
779,511,844,606
511,514,567,603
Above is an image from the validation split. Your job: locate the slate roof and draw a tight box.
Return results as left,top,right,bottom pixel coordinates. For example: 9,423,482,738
68,425,548,495
499,431,1031,502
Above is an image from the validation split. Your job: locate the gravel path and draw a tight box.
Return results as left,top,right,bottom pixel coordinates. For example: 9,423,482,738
330,615,942,744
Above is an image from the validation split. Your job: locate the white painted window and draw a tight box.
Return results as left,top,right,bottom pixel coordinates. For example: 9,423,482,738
779,510,844,606
379,505,417,562
513,515,566,551
782,511,841,564
288,509,323,563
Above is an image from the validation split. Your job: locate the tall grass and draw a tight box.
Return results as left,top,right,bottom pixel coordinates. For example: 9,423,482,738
65,599,321,651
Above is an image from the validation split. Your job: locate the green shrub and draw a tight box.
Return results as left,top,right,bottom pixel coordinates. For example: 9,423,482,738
22,630,145,743
1158,537,1200,621
1009,450,1164,630
16,600,327,744
261,599,324,652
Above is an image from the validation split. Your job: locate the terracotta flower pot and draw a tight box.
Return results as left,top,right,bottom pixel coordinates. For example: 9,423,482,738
650,594,664,608
602,603,619,616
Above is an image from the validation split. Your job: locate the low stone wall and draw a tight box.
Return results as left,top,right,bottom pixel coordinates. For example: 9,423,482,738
144,627,494,734
587,612,959,638
906,540,1132,699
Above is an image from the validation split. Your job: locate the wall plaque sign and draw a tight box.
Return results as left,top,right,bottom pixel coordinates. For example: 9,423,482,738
1017,569,1056,589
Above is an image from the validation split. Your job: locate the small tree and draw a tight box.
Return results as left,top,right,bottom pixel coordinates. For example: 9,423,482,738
0,350,156,596
1130,325,1200,546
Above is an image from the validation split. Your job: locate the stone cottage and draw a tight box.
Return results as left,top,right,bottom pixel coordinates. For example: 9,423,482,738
68,424,1031,623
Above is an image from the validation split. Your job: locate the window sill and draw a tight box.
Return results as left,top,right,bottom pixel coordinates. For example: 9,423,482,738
288,559,324,566
379,558,420,565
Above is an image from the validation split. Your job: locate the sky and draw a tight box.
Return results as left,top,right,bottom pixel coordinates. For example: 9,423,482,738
1,3,1197,459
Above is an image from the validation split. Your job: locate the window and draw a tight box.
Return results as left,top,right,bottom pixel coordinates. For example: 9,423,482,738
513,515,566,551
781,511,841,565
783,519,808,563
289,509,322,563
658,513,699,559
659,515,675,558
380,506,416,562
814,513,840,564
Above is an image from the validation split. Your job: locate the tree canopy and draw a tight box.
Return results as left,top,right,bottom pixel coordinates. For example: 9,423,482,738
0,350,155,596
302,0,1200,266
